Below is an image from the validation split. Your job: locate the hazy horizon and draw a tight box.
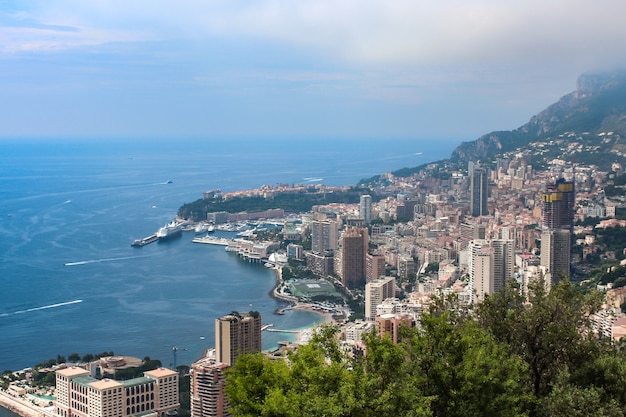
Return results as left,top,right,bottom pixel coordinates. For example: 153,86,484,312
2,1,626,140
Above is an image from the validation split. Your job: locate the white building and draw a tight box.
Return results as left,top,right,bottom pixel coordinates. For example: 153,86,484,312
365,277,396,321
359,195,372,224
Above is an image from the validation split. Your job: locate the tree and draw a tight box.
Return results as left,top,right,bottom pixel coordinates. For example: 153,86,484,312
68,352,80,362
225,325,430,417
542,369,624,417
81,353,94,363
226,315,528,416
424,262,439,274
476,280,604,402
177,373,191,417
402,311,530,417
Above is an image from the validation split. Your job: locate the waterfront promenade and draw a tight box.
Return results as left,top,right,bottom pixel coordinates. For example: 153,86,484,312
0,389,52,417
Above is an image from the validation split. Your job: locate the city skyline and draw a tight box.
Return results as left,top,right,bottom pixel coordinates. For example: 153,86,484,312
2,2,626,140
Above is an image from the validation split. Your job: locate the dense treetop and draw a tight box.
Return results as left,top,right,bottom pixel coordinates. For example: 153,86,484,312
178,187,373,221
226,280,626,417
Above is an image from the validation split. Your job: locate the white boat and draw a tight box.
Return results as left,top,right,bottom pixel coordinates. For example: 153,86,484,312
207,224,215,233
194,222,209,234
157,221,182,241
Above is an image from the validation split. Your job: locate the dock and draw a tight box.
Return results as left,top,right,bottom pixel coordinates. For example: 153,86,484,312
265,328,299,334
191,236,231,246
131,234,158,247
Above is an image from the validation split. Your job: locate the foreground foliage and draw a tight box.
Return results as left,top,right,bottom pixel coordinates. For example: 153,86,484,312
226,280,626,416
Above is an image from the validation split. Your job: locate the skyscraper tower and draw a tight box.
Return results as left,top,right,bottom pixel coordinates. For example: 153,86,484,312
339,227,369,289
541,178,575,231
540,177,575,287
360,195,373,224
215,311,261,366
470,167,489,217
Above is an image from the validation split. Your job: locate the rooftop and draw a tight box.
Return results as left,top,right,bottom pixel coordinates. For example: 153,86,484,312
56,367,90,378
90,379,123,390
144,368,177,378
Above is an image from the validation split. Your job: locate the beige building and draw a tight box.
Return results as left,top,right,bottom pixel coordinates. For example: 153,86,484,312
468,240,494,304
365,253,386,282
54,367,179,417
365,277,396,321
215,311,262,367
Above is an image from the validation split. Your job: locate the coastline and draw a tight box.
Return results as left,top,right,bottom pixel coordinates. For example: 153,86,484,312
268,265,337,345
0,390,49,417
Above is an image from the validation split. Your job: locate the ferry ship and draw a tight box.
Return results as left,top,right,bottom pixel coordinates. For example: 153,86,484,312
156,221,182,241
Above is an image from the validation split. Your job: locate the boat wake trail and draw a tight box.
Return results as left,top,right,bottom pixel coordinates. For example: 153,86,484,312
64,255,150,266
0,299,83,317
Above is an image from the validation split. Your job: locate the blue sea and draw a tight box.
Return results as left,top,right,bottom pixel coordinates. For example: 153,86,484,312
0,137,458,376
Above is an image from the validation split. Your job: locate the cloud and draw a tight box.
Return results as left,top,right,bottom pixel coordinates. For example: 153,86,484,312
3,0,626,71
2,0,626,139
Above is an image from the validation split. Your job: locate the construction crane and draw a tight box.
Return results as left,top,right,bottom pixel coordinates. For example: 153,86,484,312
171,346,187,369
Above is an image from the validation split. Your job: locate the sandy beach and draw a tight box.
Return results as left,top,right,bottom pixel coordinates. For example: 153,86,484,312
285,303,337,344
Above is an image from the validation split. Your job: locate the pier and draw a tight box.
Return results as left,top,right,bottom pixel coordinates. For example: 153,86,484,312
191,236,231,246
131,234,158,247
265,328,299,334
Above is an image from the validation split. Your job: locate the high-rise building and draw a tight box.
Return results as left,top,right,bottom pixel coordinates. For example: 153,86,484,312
359,195,372,224
365,253,386,282
365,277,396,321
190,356,230,417
310,220,338,254
54,367,179,417
468,239,494,304
470,167,489,217
215,311,262,367
490,239,515,293
338,227,369,288
306,251,335,276
540,229,571,286
395,199,418,221
467,239,515,303
542,178,575,231
540,177,574,288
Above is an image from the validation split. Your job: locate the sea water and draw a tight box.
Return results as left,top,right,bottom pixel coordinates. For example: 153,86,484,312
0,407,19,417
0,137,458,373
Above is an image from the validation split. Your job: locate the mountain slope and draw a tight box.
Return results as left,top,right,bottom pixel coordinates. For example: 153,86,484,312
450,71,626,165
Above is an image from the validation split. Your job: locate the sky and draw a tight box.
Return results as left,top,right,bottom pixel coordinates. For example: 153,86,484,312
2,0,626,141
